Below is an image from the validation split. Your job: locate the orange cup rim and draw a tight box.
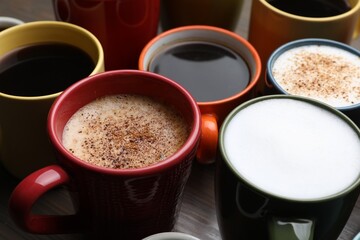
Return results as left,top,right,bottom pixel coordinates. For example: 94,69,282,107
139,25,262,107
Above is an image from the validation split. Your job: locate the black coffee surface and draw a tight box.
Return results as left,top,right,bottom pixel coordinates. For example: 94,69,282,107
267,0,351,17
0,43,94,96
149,41,250,102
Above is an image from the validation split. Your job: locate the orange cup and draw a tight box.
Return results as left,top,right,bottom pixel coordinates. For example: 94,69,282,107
139,25,261,164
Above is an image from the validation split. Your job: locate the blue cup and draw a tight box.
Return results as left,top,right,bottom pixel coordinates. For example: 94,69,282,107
265,38,360,127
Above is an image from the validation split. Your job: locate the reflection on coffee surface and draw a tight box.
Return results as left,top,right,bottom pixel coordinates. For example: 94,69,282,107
149,41,250,102
62,94,190,169
224,98,360,200
267,0,351,17
272,45,360,108
0,43,94,96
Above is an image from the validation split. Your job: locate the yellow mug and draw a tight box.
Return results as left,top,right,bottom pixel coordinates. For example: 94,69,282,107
248,0,360,95
0,21,104,178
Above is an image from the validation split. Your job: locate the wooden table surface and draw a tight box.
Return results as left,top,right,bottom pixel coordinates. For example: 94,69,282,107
1,1,360,239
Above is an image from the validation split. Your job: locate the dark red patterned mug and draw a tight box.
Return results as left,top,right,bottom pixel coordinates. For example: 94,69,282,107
9,70,201,240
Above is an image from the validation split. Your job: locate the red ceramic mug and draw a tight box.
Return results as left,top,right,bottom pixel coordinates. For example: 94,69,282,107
9,70,201,240
53,0,160,70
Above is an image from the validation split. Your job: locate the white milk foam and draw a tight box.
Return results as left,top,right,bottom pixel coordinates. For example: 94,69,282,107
224,98,360,200
272,45,360,108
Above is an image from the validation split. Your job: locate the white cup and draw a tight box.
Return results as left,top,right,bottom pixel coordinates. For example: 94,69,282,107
142,232,200,240
0,16,24,31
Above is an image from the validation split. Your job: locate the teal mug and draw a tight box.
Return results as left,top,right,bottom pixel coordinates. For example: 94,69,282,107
216,95,360,240
354,232,360,240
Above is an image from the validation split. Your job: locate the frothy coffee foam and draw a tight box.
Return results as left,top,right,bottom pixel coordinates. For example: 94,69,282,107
62,94,189,169
224,98,360,200
272,45,360,107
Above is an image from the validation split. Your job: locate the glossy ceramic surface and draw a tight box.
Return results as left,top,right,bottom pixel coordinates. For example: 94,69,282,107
9,70,201,240
139,25,261,164
216,95,360,240
248,0,360,95
143,232,200,240
0,16,23,31
0,21,104,178
266,38,360,127
160,0,243,31
53,0,160,70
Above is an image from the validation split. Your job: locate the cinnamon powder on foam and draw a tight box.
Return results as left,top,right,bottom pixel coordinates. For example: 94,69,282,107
62,94,190,169
272,45,360,108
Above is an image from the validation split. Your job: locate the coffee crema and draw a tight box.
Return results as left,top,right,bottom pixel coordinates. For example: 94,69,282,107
149,41,250,102
62,94,190,169
272,45,360,108
224,98,360,200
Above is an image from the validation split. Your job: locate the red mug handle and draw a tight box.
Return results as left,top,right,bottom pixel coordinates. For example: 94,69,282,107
9,165,82,234
196,114,218,164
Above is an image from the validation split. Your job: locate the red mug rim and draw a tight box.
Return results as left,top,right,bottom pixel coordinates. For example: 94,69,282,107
47,70,201,176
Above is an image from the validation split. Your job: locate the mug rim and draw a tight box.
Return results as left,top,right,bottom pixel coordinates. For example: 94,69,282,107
0,16,24,26
266,38,360,110
0,20,104,100
142,232,200,240
139,25,262,107
219,94,360,202
260,0,360,22
48,69,201,176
